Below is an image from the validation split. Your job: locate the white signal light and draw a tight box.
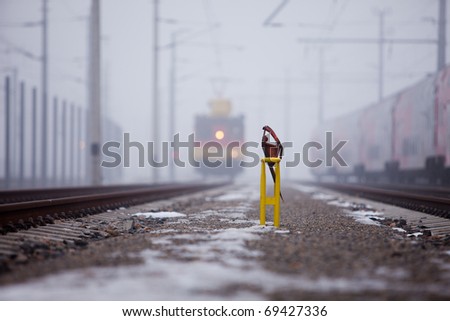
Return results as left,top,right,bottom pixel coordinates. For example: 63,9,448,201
215,130,225,140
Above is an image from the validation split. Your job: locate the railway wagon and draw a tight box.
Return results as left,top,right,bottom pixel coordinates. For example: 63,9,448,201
311,110,362,181
194,98,244,179
357,96,396,181
435,66,450,180
312,64,450,185
391,76,436,182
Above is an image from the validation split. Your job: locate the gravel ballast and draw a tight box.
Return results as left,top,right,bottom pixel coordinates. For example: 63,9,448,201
0,184,449,300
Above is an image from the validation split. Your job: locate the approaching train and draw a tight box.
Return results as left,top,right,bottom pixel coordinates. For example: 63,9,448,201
312,64,450,185
194,98,245,178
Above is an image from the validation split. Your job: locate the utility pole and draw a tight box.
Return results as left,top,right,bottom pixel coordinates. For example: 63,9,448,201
377,9,386,102
153,0,160,182
52,97,58,185
77,108,82,185
318,48,324,124
437,0,447,70
5,77,10,188
19,82,25,184
88,0,102,185
32,87,37,186
169,32,176,182
41,0,48,184
284,69,291,140
62,100,67,185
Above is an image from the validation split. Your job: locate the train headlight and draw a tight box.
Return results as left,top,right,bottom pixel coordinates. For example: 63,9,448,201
215,130,225,140
231,148,240,159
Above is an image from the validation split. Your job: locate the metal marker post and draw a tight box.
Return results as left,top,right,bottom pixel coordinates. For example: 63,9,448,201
260,157,281,227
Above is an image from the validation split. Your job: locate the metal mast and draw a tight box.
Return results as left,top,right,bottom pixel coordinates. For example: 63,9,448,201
88,0,102,185
437,0,447,70
41,0,48,183
153,0,160,182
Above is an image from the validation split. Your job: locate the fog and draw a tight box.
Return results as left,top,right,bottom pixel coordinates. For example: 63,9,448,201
0,0,448,188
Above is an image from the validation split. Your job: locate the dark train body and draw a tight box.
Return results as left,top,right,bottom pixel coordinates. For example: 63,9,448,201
312,64,450,185
194,98,244,178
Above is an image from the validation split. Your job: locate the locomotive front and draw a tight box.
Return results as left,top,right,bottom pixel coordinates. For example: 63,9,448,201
194,98,244,178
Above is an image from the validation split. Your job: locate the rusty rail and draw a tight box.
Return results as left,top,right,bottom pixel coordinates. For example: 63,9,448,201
305,182,450,219
0,183,223,233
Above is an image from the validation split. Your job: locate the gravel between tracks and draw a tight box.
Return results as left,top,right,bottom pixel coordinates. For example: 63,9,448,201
0,184,449,300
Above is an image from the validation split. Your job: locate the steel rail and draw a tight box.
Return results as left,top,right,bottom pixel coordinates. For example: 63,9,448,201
0,184,168,204
0,183,223,232
306,182,450,219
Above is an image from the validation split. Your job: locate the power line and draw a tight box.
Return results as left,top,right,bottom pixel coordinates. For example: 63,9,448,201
202,0,225,96
0,36,41,61
0,21,42,28
263,0,290,26
325,0,351,34
437,0,446,70
298,16,438,103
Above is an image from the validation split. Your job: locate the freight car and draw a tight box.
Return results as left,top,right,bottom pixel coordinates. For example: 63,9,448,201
194,98,244,179
312,64,450,185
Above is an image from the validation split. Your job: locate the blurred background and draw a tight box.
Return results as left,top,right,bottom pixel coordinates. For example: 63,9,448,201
0,0,448,188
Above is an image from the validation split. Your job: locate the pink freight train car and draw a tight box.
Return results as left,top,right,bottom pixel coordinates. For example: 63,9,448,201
312,64,450,185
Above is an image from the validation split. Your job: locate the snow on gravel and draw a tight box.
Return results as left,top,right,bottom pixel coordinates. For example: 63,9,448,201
131,211,187,219
0,185,392,300
345,210,383,226
0,247,389,300
311,193,336,201
213,186,259,202
294,184,385,226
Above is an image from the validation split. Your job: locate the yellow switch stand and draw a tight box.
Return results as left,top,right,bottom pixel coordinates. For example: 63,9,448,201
260,157,281,228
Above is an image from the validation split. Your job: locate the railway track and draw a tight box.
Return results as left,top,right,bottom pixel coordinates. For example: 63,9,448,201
306,182,450,218
0,183,222,234
0,184,166,204
361,183,450,199
305,181,450,236
0,182,227,266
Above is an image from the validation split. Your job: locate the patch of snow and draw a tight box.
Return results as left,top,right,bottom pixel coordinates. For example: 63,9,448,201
194,210,219,218
214,193,244,201
149,229,178,234
375,266,409,279
327,200,353,208
392,227,407,233
132,211,186,219
211,185,260,202
407,232,423,237
345,209,382,226
229,219,252,225
312,193,336,201
150,238,172,245
168,218,190,225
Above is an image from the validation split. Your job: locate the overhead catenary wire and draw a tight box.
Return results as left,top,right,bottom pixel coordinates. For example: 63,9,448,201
202,0,226,96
